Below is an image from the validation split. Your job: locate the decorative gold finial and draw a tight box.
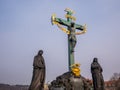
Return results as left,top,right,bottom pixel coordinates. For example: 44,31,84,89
71,63,81,76
64,8,75,14
51,14,56,25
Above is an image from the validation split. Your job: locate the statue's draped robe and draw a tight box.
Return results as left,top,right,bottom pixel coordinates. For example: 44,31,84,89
91,62,104,90
29,55,45,90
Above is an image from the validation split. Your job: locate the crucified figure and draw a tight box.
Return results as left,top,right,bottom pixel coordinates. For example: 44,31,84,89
69,22,77,52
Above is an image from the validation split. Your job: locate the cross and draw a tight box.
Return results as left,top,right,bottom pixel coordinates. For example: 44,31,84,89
51,8,86,71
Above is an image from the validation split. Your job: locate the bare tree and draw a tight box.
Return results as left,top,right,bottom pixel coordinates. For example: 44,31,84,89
110,73,120,81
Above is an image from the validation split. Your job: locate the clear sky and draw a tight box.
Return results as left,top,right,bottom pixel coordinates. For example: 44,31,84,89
0,0,120,85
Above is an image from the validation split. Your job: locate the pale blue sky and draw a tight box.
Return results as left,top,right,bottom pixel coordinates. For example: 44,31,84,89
0,0,120,85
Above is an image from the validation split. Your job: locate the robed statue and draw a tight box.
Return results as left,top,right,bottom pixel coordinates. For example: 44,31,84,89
91,58,105,90
29,50,46,90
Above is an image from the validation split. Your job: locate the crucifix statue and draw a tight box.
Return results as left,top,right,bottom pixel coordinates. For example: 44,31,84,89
51,8,87,71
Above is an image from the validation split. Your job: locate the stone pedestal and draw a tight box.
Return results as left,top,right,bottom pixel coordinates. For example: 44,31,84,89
50,87,65,90
49,72,90,90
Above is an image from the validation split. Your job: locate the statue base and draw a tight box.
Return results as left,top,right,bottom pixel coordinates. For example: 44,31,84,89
49,71,91,90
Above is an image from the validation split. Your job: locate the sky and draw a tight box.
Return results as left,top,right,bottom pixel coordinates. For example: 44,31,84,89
0,0,120,85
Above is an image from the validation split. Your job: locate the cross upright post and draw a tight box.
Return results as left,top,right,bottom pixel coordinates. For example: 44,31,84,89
51,8,86,71
66,9,75,71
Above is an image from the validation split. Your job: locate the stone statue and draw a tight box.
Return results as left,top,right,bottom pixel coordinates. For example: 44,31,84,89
29,50,46,90
91,58,105,90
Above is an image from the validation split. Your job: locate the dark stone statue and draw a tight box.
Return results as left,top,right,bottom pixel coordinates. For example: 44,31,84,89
29,50,46,90
91,58,105,90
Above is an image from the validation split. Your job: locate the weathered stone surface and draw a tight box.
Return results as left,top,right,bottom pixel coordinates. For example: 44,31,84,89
49,72,90,90
29,50,46,90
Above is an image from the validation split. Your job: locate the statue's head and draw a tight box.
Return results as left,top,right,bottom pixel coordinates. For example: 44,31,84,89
38,50,43,55
93,57,98,63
